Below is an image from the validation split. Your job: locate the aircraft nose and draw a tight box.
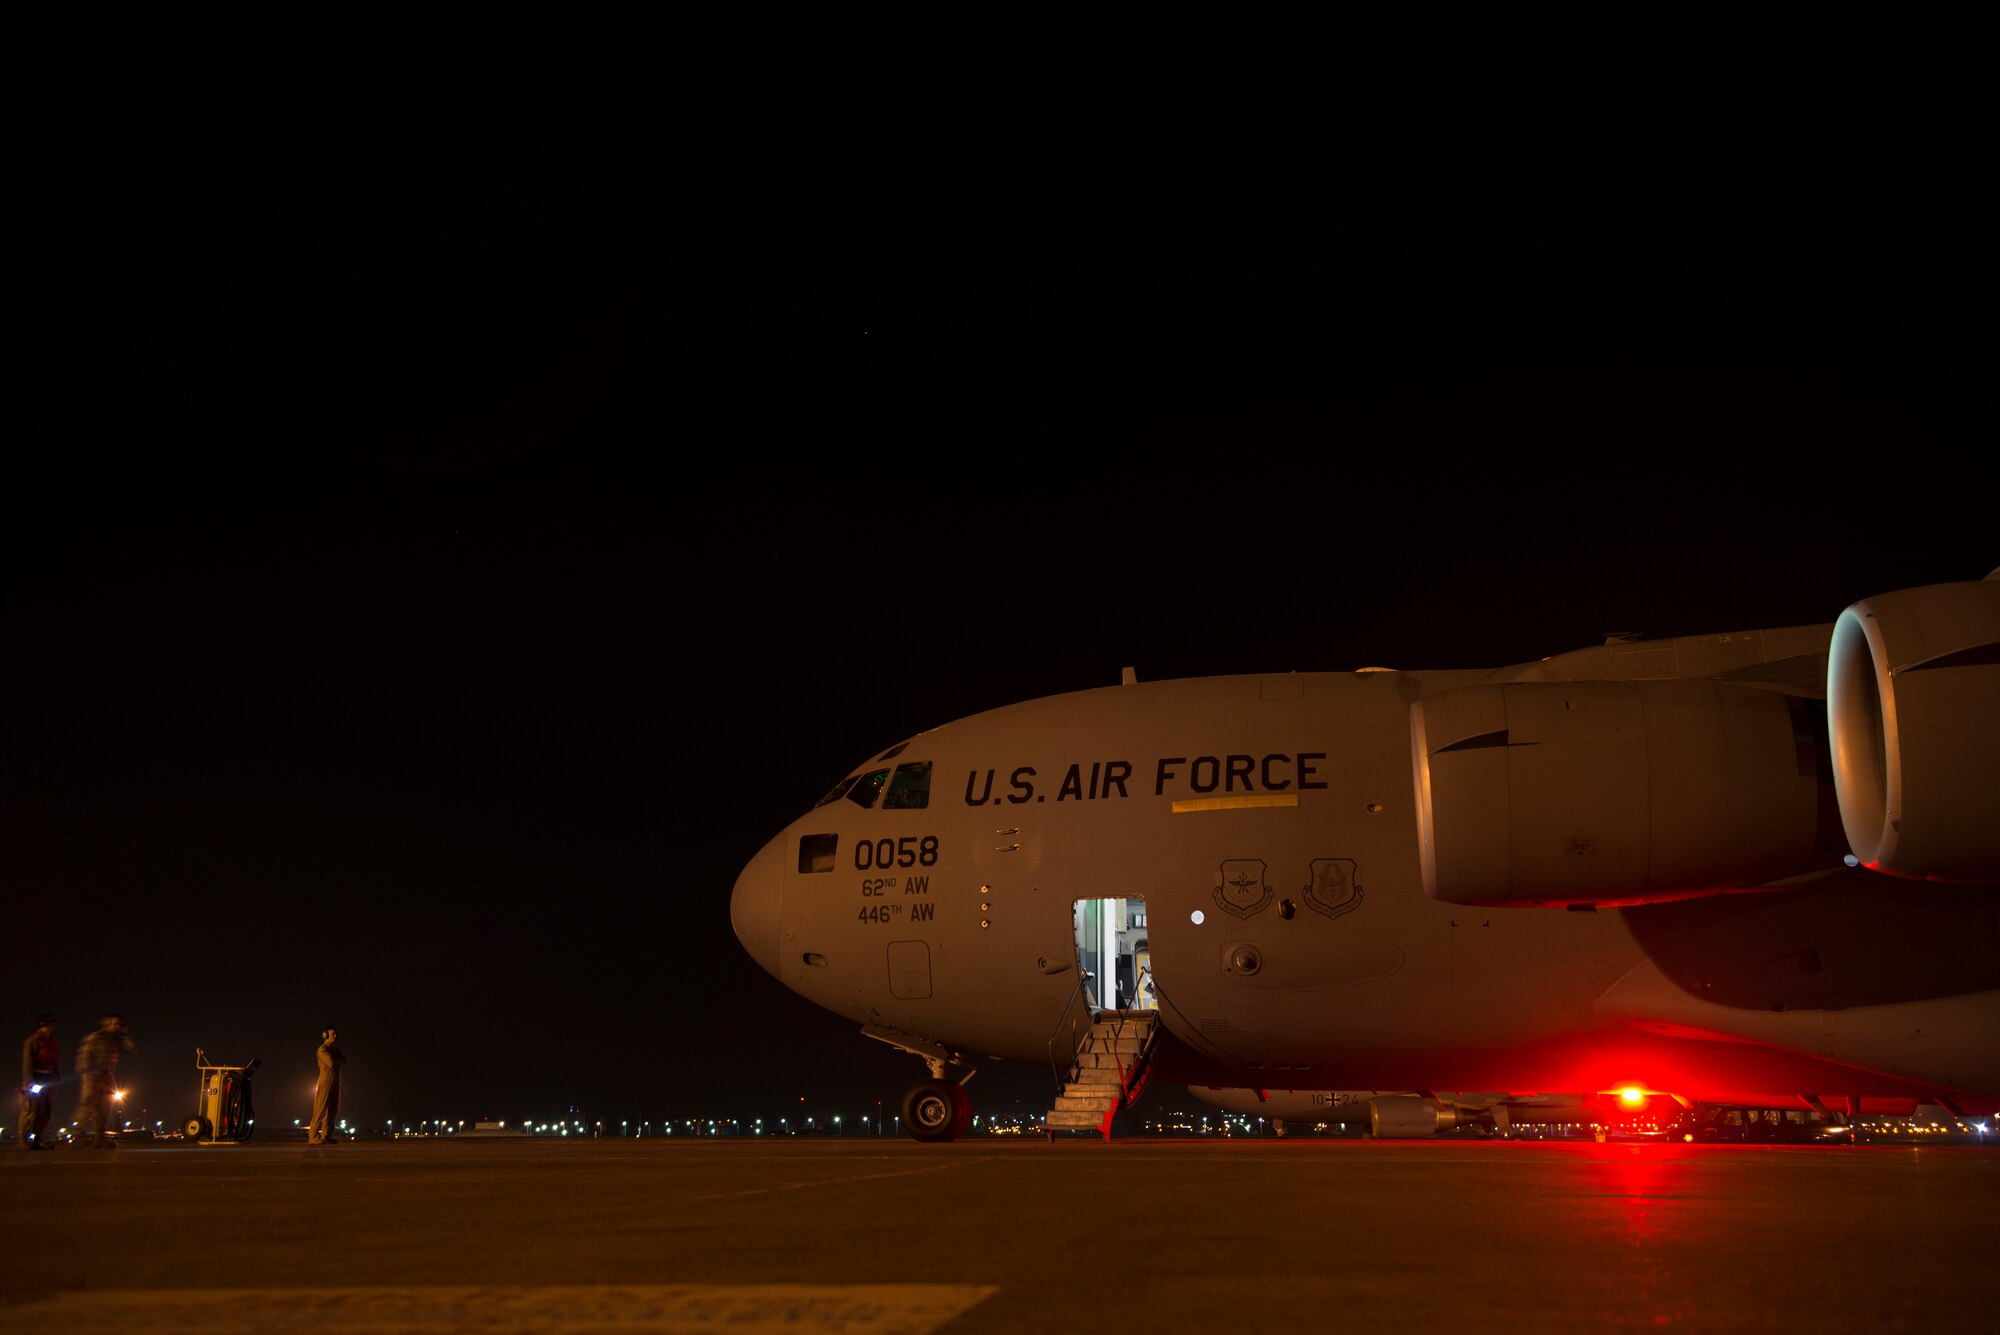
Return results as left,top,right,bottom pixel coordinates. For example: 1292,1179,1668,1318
730,833,786,981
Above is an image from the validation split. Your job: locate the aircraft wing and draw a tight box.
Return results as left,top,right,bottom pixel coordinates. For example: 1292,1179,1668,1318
1413,573,2000,908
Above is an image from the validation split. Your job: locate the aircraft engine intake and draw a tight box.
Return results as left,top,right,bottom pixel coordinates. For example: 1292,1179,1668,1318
1827,574,2000,884
1413,681,1828,908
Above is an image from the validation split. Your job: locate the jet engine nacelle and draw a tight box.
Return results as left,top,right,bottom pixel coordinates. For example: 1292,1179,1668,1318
1414,680,1826,908
1828,574,2000,883
1368,1095,1479,1139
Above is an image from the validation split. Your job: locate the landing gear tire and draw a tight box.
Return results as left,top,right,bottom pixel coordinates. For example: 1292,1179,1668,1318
902,1079,969,1143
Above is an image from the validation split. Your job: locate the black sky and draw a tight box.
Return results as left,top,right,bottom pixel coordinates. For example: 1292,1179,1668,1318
4,78,1990,1134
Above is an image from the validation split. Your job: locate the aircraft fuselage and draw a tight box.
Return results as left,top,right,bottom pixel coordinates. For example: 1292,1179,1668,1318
732,641,2000,1118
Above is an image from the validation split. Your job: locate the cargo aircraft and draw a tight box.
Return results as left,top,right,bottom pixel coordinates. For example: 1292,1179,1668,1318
1185,1086,1591,1138
731,572,2000,1141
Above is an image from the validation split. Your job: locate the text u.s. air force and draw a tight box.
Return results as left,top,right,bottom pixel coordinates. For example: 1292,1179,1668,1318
962,753,1328,805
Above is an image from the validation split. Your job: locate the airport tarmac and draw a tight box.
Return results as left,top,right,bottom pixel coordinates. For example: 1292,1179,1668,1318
3,1135,1995,1332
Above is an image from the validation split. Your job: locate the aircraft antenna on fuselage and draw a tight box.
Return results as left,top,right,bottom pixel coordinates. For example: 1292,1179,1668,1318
1121,666,1138,685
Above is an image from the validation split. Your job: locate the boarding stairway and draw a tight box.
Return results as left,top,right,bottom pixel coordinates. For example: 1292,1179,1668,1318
1043,1010,1160,1141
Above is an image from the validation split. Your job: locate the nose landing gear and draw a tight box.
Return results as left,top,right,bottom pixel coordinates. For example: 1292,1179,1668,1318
901,1078,973,1142
862,1024,978,1142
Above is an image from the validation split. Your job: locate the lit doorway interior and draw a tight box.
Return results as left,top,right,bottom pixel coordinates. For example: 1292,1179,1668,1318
1074,898,1155,1014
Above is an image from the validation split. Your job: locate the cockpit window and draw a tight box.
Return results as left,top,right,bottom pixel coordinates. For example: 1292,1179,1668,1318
812,761,926,812
813,776,859,809
881,760,931,810
877,741,910,762
843,768,891,810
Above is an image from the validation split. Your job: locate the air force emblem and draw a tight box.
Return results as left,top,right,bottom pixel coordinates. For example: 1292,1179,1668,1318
1211,857,1363,921
1214,860,1273,920
1304,857,1363,920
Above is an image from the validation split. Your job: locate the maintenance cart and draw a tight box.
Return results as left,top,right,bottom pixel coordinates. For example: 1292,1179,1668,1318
184,1048,261,1144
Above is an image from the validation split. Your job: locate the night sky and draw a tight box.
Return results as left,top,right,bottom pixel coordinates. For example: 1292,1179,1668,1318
5,82,1989,1135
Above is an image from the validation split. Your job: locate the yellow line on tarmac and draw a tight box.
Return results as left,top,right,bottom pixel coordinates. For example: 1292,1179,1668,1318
4,1284,1001,1333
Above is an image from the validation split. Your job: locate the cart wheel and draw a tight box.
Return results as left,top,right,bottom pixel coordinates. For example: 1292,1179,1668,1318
183,1116,210,1141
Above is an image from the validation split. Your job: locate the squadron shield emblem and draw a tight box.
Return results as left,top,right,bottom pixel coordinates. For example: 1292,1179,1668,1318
1303,857,1363,920
1214,860,1274,920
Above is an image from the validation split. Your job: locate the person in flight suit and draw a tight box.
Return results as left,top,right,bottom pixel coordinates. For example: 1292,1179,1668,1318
73,1014,136,1147
19,1013,59,1149
308,1026,346,1145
